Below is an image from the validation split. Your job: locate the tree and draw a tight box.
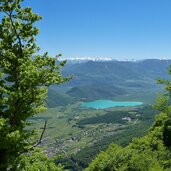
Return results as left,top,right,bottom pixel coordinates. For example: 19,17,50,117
0,0,70,170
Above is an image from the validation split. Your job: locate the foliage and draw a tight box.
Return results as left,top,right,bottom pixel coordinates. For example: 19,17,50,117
86,121,171,170
0,0,70,170
11,149,64,171
85,66,171,171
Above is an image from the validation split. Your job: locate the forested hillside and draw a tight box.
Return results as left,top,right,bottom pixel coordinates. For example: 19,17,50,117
62,59,171,88
48,59,170,106
85,69,171,171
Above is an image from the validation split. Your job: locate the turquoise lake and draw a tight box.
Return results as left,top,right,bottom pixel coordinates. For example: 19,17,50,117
81,100,143,109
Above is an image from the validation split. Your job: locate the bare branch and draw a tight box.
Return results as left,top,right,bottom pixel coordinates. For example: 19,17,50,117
32,120,47,148
23,120,47,153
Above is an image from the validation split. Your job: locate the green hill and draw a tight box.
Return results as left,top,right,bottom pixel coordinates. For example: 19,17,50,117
67,85,126,101
47,59,170,108
63,59,170,88
47,88,74,108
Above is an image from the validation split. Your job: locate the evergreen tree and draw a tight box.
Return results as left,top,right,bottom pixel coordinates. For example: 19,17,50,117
0,0,70,170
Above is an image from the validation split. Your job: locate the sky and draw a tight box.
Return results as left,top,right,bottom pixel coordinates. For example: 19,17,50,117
23,0,171,60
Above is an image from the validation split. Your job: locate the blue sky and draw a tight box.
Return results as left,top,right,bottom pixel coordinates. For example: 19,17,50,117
24,0,171,60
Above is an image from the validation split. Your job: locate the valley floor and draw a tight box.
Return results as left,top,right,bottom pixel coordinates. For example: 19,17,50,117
30,102,157,170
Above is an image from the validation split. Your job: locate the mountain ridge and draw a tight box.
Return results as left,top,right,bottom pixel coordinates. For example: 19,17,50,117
47,59,171,107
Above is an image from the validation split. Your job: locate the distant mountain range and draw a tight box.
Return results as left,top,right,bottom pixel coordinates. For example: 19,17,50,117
47,59,171,107
60,57,170,62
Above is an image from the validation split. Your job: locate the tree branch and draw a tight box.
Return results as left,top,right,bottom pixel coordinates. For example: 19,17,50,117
9,11,23,54
3,8,23,54
32,120,47,148
23,120,47,153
